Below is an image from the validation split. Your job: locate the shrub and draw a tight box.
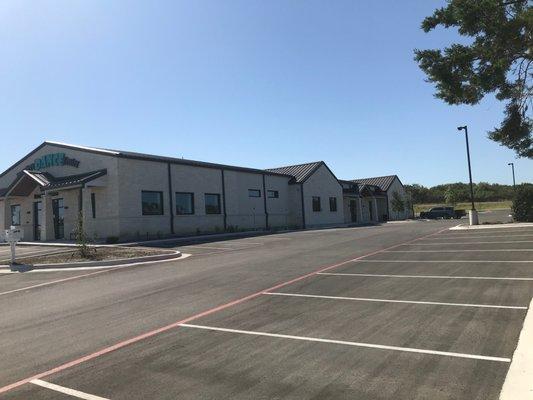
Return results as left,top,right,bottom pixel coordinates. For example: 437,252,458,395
512,185,533,222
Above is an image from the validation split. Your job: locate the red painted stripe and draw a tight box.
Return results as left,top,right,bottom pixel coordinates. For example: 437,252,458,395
0,226,448,395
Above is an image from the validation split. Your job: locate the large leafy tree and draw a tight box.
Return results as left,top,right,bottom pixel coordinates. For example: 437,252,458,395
415,0,532,158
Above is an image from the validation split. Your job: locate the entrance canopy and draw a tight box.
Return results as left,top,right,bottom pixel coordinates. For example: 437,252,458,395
0,169,107,198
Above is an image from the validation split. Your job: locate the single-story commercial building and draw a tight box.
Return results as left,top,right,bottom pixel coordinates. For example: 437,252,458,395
0,142,411,242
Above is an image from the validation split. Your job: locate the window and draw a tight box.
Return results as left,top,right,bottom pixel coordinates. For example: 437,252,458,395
205,193,221,214
142,191,164,215
248,189,261,198
312,196,321,212
10,205,21,226
176,192,194,215
329,197,338,212
91,193,96,219
267,190,279,198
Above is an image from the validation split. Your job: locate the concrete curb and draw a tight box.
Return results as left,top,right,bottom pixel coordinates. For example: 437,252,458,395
1,250,182,271
450,222,533,230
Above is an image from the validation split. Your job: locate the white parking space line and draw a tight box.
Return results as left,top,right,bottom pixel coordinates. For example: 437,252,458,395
425,234,533,239
357,259,533,263
383,249,533,253
264,292,527,310
30,379,109,400
400,240,533,245
181,245,234,250
500,298,533,400
179,323,511,362
317,272,533,281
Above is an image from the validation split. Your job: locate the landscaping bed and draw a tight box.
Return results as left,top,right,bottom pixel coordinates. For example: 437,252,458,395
16,246,177,265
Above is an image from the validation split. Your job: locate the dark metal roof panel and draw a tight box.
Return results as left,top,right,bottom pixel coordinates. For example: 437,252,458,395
45,169,107,190
265,162,323,183
351,175,398,191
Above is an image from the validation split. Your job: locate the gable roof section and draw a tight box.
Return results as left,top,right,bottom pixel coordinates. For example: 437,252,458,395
351,175,399,191
0,169,108,198
266,162,325,183
0,141,293,179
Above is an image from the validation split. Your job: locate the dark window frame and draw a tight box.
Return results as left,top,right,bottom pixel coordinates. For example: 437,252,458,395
91,193,96,219
248,189,261,198
205,193,221,215
267,190,279,198
142,190,164,216
312,196,321,212
176,192,195,215
10,204,21,226
329,196,338,212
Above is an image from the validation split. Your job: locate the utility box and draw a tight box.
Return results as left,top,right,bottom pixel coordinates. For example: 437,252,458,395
5,226,23,266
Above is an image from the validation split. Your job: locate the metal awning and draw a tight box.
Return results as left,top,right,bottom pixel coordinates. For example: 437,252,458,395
0,169,107,198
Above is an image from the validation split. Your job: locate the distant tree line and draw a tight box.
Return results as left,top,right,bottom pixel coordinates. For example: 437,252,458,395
405,182,532,204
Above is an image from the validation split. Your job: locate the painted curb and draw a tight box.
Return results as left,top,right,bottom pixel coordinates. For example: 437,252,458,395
1,250,182,270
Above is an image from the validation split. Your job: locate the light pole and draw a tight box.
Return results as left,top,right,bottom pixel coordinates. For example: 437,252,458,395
457,126,475,210
508,162,516,188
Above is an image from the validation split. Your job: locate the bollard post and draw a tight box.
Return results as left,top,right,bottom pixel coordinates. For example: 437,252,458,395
10,241,16,265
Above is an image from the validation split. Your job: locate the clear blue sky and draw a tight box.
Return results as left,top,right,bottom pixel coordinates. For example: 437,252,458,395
1,0,531,187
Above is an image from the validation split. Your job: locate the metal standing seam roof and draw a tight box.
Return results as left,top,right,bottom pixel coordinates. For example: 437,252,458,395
351,175,398,191
0,141,296,179
46,142,294,178
265,162,324,183
44,169,108,190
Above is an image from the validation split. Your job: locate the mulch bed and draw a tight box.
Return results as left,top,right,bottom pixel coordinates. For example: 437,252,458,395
17,246,176,265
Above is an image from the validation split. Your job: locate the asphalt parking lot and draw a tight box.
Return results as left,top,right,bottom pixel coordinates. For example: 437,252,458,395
0,222,531,399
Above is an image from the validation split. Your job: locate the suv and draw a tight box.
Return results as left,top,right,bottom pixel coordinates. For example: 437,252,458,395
420,207,466,219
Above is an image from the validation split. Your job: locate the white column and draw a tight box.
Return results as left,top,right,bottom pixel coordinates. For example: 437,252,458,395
373,197,379,222
357,197,363,223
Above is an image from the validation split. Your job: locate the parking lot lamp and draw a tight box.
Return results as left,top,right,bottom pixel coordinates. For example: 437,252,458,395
457,125,478,225
508,162,516,188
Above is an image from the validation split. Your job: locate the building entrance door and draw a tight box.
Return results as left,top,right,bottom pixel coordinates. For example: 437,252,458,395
52,198,65,239
33,201,42,240
349,200,357,222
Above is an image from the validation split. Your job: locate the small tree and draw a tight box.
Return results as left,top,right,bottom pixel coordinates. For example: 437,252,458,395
512,185,533,222
75,211,94,258
444,186,458,206
391,191,405,219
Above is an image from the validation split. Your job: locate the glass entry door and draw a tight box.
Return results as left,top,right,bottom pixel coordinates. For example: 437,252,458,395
33,201,42,241
52,198,65,239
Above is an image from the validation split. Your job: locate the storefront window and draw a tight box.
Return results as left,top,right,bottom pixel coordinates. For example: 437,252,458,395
205,193,221,214
142,191,164,215
176,192,194,215
10,205,21,226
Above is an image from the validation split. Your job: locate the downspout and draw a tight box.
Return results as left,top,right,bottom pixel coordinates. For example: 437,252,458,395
262,174,269,230
385,192,390,221
300,183,306,229
78,187,83,214
221,169,227,230
167,163,174,235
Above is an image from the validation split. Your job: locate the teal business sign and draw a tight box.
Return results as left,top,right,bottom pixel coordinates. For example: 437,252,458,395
27,153,80,170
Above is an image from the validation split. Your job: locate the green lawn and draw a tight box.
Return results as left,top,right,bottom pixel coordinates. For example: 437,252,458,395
414,201,512,214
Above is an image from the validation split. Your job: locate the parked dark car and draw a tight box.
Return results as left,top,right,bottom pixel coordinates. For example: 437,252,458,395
420,207,466,219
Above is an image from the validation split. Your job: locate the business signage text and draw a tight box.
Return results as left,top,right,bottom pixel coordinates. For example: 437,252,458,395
27,153,80,170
